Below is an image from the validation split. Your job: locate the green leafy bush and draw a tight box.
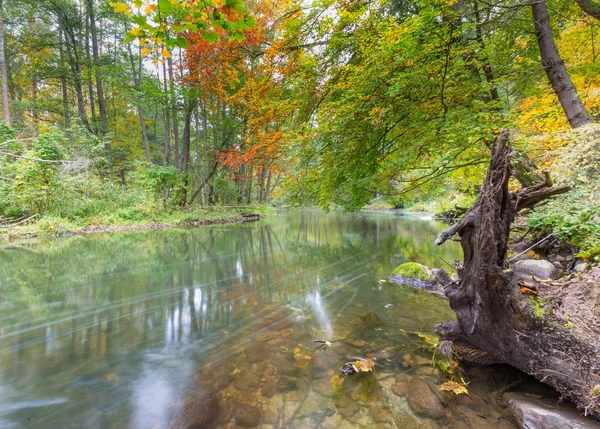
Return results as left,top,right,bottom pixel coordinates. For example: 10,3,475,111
526,125,600,260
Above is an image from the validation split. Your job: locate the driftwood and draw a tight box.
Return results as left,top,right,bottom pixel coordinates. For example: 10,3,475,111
435,129,600,418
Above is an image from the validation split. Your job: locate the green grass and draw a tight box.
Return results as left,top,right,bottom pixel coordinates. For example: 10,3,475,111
0,205,277,240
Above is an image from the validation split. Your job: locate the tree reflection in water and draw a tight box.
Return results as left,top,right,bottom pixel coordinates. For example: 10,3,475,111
0,209,462,428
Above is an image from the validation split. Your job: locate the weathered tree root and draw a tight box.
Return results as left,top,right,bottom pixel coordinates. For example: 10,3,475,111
434,129,600,419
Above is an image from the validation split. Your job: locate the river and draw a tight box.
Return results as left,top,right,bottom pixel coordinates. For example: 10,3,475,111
0,209,518,428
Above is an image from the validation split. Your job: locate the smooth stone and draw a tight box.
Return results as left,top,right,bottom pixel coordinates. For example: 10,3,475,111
348,339,367,348
369,404,391,422
276,375,296,393
298,397,320,416
514,259,560,280
262,405,279,425
394,414,422,429
271,355,298,376
335,395,359,417
313,378,336,398
505,393,600,429
312,354,331,371
552,261,564,270
575,263,590,272
261,378,278,398
169,392,219,429
406,378,445,419
235,404,262,428
391,382,408,397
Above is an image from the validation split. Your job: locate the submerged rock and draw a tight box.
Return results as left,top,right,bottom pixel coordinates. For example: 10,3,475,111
505,393,600,429
513,259,560,280
407,378,445,419
234,404,262,428
169,391,220,429
389,262,445,295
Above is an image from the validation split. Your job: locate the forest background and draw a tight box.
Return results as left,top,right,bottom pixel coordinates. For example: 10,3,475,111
0,0,599,260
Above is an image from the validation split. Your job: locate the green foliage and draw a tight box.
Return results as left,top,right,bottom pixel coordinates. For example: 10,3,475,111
142,163,182,209
527,125,600,257
0,121,16,141
213,174,240,204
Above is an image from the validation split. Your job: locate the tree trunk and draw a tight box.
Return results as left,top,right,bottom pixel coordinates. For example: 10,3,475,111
58,28,70,128
0,0,10,125
167,57,180,169
86,0,107,135
532,1,593,128
435,129,599,419
162,62,171,165
574,0,600,20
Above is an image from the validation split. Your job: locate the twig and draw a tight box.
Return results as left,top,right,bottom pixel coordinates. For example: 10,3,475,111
0,213,39,228
508,233,554,263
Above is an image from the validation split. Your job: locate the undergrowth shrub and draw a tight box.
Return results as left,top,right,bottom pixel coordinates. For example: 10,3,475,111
526,125,600,260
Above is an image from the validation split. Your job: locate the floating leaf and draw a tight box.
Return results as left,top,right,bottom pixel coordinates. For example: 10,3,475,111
440,381,468,395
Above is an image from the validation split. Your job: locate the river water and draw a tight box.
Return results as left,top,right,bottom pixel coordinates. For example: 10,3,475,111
0,210,517,428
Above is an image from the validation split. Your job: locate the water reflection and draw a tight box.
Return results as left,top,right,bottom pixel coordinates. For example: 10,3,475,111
0,209,466,428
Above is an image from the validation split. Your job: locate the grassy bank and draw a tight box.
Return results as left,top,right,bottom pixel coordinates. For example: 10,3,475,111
0,205,277,241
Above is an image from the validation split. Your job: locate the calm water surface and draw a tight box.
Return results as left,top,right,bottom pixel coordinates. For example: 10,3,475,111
0,210,515,428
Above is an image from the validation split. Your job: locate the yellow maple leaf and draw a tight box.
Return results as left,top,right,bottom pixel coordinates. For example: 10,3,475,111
145,4,157,14
440,381,468,395
129,27,142,37
140,47,151,56
109,2,131,14
161,48,172,59
353,358,376,373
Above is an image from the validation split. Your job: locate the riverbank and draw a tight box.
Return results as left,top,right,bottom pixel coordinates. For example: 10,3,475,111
0,205,276,241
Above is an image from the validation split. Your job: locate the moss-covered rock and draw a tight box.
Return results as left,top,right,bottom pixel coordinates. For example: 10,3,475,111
392,262,434,281
389,262,444,296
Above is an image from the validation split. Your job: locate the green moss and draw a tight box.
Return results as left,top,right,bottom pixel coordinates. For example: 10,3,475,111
392,262,431,281
529,295,550,320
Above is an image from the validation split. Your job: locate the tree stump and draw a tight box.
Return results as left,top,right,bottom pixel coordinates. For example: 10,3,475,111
435,129,600,419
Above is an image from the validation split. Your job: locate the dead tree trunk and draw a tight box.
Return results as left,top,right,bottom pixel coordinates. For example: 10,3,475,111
435,129,600,419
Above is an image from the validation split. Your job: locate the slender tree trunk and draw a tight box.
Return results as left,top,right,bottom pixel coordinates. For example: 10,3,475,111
473,0,499,102
0,0,11,125
63,24,88,127
167,57,179,169
86,0,107,134
162,62,171,165
127,40,150,162
58,28,70,128
532,1,593,128
85,22,97,128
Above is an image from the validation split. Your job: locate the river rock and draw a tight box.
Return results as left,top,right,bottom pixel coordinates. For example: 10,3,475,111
299,397,320,415
335,395,359,417
514,259,560,280
407,378,445,419
369,404,391,422
392,382,408,397
261,378,278,398
575,263,590,272
169,391,220,429
505,393,600,429
234,404,262,428
313,378,336,397
271,355,298,376
389,262,445,295
276,375,296,392
395,413,422,429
